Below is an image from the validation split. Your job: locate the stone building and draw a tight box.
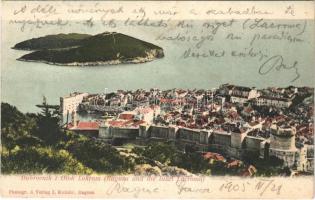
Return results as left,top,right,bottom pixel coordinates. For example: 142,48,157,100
254,96,293,108
268,124,299,167
60,92,89,116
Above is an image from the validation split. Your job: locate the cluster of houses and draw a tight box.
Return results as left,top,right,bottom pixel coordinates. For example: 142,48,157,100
219,84,298,108
60,84,314,173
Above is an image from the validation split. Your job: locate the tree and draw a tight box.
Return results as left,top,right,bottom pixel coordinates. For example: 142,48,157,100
1,146,93,174
1,103,39,150
138,142,178,165
1,102,135,174
66,133,134,173
34,96,64,145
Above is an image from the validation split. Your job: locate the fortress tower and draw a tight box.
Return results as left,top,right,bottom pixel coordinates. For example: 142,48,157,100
270,124,296,151
269,124,298,167
231,129,247,149
229,126,248,158
139,124,150,138
99,120,112,139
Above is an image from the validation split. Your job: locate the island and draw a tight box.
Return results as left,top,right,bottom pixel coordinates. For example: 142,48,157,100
13,33,91,51
13,32,164,66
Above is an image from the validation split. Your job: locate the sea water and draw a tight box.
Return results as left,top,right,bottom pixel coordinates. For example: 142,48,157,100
1,20,314,113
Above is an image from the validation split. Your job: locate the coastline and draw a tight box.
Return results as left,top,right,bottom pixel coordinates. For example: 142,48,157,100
17,57,159,66
16,49,164,66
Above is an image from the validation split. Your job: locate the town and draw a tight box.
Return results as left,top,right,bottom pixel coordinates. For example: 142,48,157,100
60,84,314,174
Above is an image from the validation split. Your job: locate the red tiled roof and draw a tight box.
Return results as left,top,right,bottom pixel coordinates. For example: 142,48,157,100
109,119,146,128
132,120,146,127
203,152,225,161
227,160,242,168
119,113,134,120
109,120,125,127
244,107,253,113
241,165,257,177
71,121,100,130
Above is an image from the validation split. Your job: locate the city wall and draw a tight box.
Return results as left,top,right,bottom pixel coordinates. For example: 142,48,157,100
97,123,307,169
245,136,265,152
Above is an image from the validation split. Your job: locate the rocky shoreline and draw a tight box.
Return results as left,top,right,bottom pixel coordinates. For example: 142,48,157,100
17,49,164,66
13,32,164,66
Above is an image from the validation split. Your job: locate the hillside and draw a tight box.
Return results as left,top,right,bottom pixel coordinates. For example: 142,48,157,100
14,32,164,66
13,33,91,50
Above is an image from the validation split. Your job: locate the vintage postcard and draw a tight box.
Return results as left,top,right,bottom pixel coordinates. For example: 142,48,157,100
0,0,314,199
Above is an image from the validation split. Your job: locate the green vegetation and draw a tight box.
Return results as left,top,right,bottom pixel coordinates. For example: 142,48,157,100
13,33,91,50
133,142,248,176
2,146,92,174
133,142,291,176
64,135,135,173
14,32,164,65
243,152,290,176
1,102,134,174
